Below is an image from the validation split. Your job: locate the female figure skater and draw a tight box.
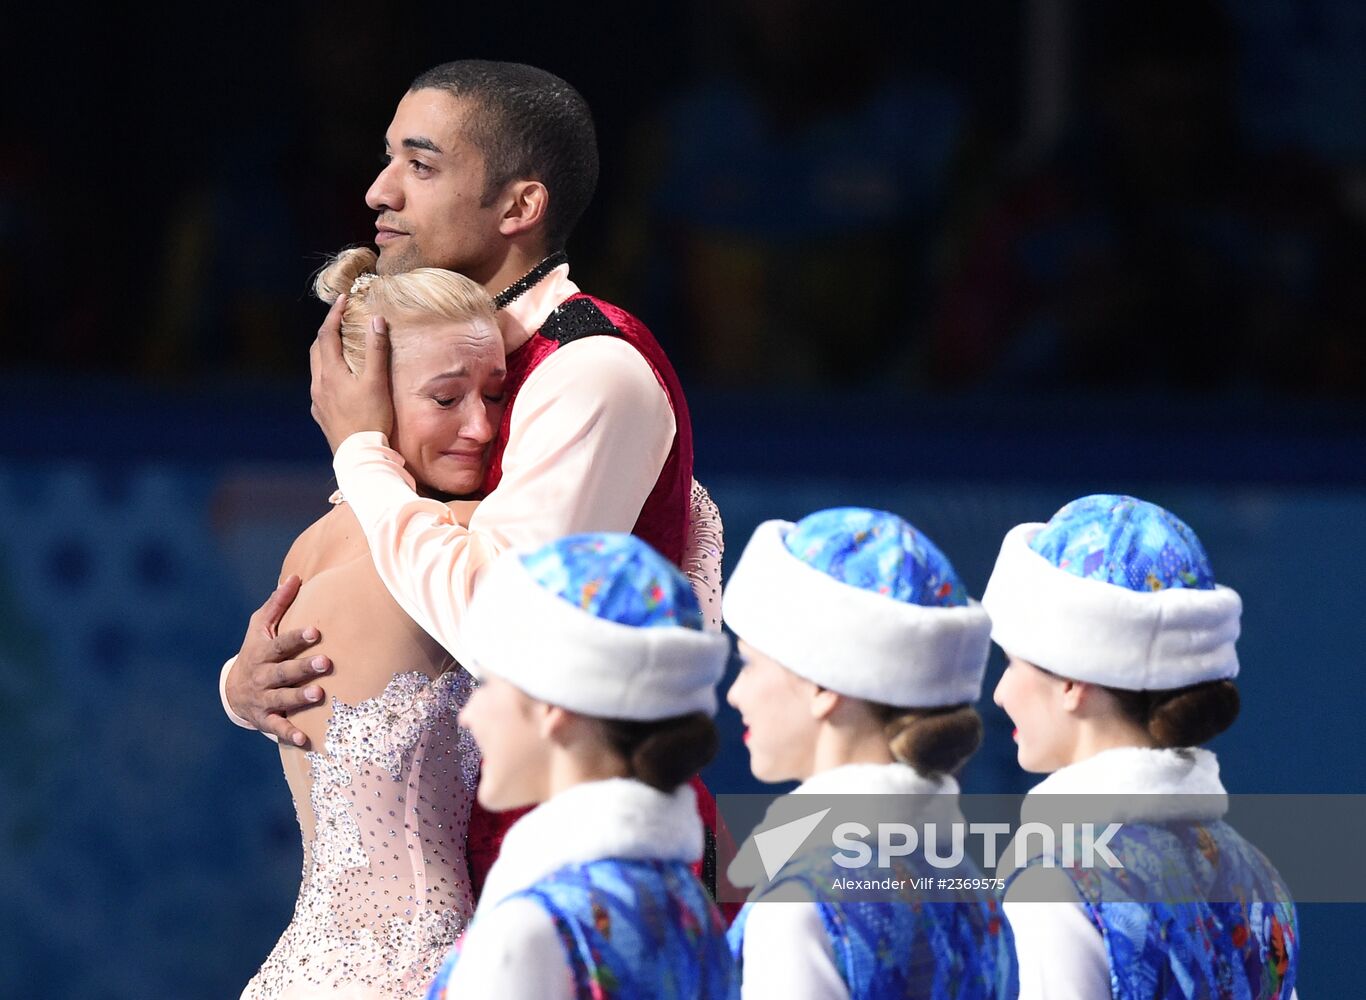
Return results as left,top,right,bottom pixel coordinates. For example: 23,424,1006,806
722,507,1018,999
242,248,505,999
982,494,1298,999
426,532,735,998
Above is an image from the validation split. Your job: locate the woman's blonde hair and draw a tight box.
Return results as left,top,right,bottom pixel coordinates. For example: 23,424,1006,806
313,247,498,373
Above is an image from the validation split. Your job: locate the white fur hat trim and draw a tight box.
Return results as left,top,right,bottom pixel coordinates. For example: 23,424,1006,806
981,524,1241,690
721,520,991,707
464,551,731,720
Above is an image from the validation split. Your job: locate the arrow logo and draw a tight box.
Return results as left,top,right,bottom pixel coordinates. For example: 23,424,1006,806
754,807,832,880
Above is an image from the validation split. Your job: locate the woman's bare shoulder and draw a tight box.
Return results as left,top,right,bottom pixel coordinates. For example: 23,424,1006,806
280,503,366,583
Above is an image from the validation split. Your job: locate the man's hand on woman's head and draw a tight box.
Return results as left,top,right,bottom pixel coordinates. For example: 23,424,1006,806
225,575,333,748
310,293,395,454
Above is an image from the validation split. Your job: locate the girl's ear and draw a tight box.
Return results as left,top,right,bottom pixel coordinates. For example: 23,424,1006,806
539,702,571,739
810,687,841,721
1059,678,1088,714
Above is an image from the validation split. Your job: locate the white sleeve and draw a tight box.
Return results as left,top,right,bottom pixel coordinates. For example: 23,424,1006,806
219,656,251,730
333,336,674,661
467,336,675,549
439,898,576,999
739,903,849,1000
1004,866,1111,1000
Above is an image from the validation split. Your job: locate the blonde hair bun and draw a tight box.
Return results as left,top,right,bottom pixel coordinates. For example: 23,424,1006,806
314,247,379,304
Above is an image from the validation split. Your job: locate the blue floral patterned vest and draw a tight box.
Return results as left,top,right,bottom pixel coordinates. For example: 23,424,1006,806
1007,820,1298,1000
728,847,1017,999
431,857,735,999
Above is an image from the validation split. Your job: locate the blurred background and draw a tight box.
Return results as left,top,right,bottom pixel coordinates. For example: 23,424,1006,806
1,0,1363,995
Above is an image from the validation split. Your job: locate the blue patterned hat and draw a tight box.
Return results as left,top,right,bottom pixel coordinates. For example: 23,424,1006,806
982,496,1241,691
784,507,970,608
520,533,705,630
723,509,991,708
1028,495,1216,593
465,533,730,719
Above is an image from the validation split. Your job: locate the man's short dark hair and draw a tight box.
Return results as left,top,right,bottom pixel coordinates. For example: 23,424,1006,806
410,60,599,251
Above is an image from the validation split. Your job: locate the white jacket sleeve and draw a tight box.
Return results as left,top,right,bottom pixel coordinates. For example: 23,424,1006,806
1004,865,1111,1000
219,656,258,731
439,898,576,999
739,902,849,1000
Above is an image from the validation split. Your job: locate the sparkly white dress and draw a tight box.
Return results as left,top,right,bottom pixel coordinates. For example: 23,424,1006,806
242,501,480,1000
684,480,724,632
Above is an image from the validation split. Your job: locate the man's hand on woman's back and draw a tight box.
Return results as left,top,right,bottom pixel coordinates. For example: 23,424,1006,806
224,575,333,748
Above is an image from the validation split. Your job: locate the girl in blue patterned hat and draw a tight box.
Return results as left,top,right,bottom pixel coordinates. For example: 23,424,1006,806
425,532,735,999
722,508,1018,1000
982,494,1298,1000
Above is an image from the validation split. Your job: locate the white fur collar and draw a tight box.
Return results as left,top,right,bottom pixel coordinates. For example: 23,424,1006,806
1024,746,1228,823
729,763,964,889
793,761,956,797
476,778,702,914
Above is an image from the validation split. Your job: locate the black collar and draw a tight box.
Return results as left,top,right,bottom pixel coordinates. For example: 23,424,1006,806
492,250,569,310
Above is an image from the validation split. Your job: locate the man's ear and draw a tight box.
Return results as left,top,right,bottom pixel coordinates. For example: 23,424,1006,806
498,179,549,238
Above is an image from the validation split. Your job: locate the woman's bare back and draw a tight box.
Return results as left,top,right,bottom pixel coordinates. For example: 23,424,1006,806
244,500,479,1000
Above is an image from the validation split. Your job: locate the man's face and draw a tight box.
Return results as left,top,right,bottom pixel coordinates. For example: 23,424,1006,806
366,89,505,281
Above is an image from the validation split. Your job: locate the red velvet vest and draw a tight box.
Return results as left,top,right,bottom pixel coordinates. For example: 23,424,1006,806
469,294,725,908
482,293,694,566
